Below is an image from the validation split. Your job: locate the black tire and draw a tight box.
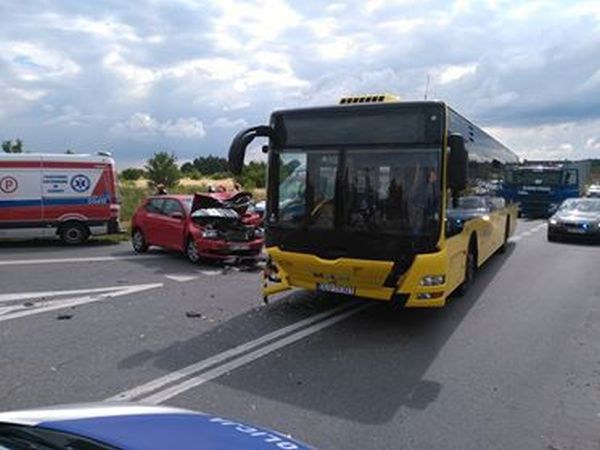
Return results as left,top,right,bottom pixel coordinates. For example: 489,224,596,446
498,218,510,253
185,238,201,263
457,238,477,296
547,231,557,242
60,222,89,245
132,229,148,253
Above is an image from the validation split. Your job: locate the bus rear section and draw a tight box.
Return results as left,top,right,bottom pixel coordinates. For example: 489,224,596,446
229,97,519,307
0,153,120,244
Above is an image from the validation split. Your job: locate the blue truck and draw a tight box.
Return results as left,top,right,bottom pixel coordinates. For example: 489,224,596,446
502,161,591,218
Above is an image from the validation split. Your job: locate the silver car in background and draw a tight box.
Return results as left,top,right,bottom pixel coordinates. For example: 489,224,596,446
547,198,600,242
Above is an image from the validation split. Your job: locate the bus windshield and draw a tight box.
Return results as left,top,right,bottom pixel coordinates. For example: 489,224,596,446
275,148,441,237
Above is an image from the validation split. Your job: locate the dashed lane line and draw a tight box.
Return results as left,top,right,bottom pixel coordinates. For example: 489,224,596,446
510,222,547,243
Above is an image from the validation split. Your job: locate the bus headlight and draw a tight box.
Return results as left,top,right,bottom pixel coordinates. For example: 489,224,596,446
420,275,445,286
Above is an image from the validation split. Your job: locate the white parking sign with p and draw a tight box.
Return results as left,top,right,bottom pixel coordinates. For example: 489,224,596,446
0,176,18,194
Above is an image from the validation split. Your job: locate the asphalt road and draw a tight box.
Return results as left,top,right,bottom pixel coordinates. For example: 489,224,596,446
0,220,599,449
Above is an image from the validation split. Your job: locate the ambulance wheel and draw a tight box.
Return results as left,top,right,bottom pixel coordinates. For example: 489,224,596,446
132,229,148,253
60,222,89,245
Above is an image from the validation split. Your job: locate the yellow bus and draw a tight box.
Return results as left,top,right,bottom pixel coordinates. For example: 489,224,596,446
229,95,519,307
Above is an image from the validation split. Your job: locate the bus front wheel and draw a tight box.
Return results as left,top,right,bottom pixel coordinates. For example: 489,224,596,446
457,239,477,296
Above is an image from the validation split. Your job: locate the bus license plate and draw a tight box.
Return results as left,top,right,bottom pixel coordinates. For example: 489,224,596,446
317,283,355,296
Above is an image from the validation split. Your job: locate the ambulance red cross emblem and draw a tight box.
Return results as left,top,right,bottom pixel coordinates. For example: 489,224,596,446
0,176,18,194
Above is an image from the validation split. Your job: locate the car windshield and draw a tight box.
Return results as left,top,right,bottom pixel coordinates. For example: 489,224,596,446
456,196,488,210
559,199,600,212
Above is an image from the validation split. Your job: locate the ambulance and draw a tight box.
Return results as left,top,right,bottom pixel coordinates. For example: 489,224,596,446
0,152,120,244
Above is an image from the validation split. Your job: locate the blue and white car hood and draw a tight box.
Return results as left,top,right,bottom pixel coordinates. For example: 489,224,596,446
0,403,311,450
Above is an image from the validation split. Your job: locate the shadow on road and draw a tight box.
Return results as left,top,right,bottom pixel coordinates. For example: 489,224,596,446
118,243,516,424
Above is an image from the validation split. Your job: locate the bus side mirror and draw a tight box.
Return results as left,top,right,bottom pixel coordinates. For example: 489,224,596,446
228,126,275,175
448,133,468,193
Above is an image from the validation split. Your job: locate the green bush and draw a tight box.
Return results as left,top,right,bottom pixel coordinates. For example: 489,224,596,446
119,182,150,222
235,161,266,189
120,168,146,180
145,152,182,188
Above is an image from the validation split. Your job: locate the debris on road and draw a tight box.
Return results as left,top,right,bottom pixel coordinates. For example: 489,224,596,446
185,311,203,319
56,314,73,320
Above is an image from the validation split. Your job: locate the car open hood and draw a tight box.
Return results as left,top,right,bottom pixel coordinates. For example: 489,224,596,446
191,192,253,213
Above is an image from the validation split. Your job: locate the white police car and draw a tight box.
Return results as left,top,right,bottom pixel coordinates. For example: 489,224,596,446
0,403,311,449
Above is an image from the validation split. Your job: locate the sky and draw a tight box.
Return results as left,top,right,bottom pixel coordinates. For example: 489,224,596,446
0,0,599,168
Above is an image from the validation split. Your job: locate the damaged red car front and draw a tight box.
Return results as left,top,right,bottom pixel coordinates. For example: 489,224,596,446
188,192,264,263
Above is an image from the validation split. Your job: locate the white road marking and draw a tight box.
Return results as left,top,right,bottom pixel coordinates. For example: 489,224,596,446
0,285,143,303
0,255,162,267
0,283,163,323
198,270,221,276
106,301,370,403
142,303,371,404
164,274,198,282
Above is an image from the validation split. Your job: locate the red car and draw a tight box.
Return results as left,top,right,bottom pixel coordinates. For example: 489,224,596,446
131,192,264,263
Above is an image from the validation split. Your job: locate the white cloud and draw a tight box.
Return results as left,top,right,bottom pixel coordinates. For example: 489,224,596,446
211,117,248,129
209,0,302,51
110,113,206,139
1,0,599,164
46,14,143,43
378,18,426,34
585,137,600,152
0,82,47,119
487,120,600,161
2,41,80,81
163,118,207,138
438,64,478,85
43,104,102,126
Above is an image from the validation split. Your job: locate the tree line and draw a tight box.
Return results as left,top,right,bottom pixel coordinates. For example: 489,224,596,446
121,152,266,190
2,139,23,153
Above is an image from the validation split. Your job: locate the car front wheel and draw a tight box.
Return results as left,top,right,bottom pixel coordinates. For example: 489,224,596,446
186,239,201,263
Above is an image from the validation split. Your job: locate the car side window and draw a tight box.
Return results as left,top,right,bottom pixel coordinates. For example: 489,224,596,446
145,198,165,214
162,199,184,216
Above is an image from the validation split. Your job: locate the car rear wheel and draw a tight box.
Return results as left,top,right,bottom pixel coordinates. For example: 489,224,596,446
60,222,89,245
132,229,148,253
186,239,201,263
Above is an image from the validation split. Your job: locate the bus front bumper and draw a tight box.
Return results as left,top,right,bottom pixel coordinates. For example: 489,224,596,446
262,247,452,308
